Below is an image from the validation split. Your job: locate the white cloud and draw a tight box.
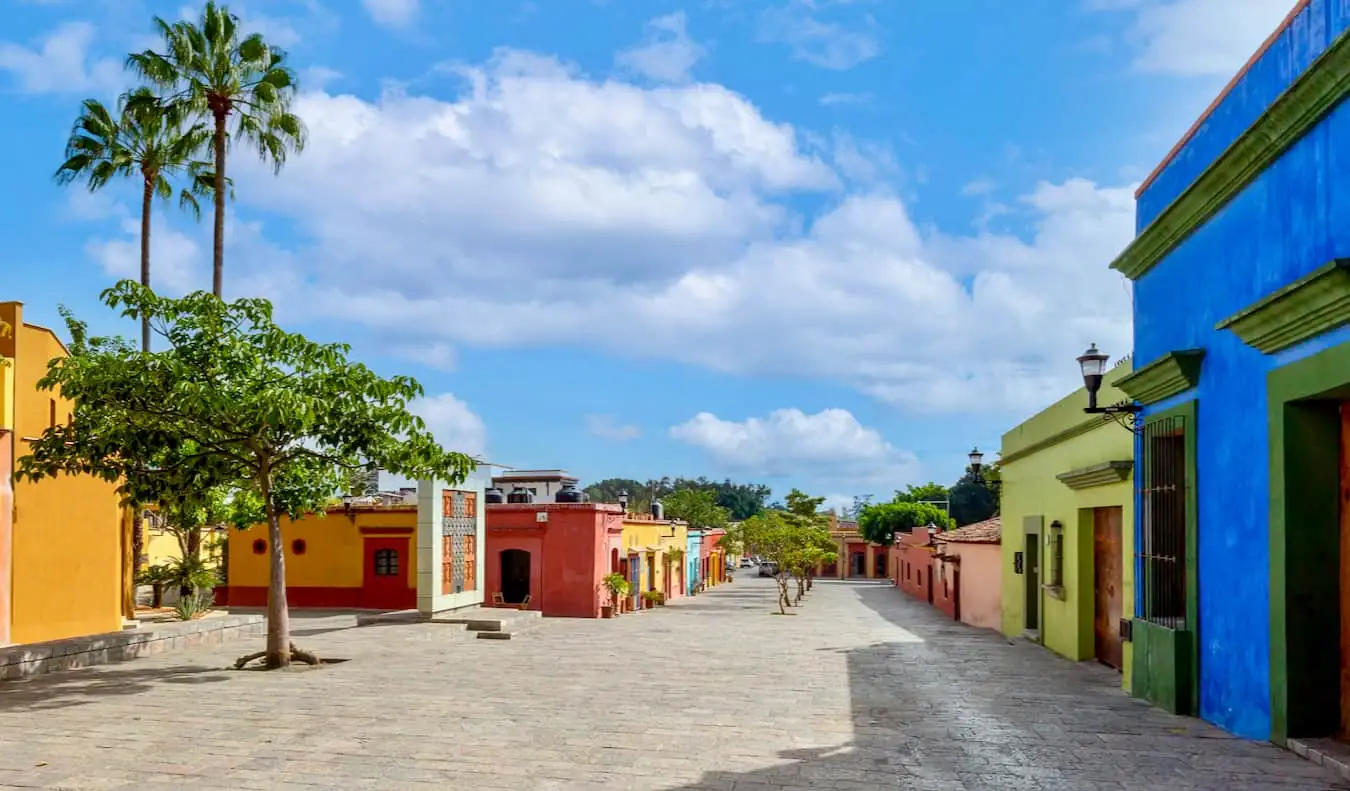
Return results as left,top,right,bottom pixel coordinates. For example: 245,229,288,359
585,414,642,441
300,66,342,92
1093,0,1292,77
819,91,871,106
363,0,420,29
0,21,123,95
616,11,705,83
410,393,487,458
758,1,881,70
201,49,1133,418
670,408,921,484
961,178,996,196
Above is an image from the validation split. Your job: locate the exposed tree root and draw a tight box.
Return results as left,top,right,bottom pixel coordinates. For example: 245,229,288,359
232,643,322,670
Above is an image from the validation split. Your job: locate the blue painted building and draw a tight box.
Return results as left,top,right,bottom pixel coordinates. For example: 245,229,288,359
687,528,703,595
1110,0,1350,743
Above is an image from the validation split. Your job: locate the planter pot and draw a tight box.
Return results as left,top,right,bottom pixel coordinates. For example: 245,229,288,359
643,599,654,609
601,605,614,619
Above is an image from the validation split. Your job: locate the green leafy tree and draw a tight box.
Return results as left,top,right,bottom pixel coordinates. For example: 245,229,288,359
661,488,730,530
949,468,999,526
892,481,949,507
857,501,955,547
16,282,474,669
56,88,213,352
584,478,652,512
128,1,306,297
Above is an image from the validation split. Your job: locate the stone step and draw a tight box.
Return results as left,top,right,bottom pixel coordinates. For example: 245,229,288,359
476,631,513,640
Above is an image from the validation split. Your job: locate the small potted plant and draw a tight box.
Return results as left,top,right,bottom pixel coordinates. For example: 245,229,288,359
601,573,628,618
641,590,661,609
655,591,667,606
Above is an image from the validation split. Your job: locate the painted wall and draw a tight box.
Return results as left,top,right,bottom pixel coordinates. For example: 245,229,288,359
417,475,486,615
999,361,1135,688
0,353,12,645
1,303,123,645
1136,0,1324,228
895,528,934,603
621,516,688,600
221,506,418,609
1128,2,1350,738
686,529,703,594
487,502,622,618
945,542,1002,631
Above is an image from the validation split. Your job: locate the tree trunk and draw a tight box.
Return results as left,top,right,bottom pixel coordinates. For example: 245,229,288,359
260,473,291,668
211,113,227,298
139,176,153,352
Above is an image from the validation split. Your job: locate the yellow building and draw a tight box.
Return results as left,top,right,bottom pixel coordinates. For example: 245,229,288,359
220,505,421,609
621,515,689,602
1,301,127,646
1000,357,1135,691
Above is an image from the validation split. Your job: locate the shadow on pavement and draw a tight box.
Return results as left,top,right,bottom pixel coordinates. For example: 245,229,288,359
662,581,1350,791
0,664,232,712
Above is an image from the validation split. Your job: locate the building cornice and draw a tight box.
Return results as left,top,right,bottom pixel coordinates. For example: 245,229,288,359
1114,349,1205,406
1056,460,1134,491
1111,27,1350,281
1216,259,1350,353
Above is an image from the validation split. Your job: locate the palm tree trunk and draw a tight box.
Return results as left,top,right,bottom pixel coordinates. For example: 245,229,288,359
140,177,153,353
211,114,227,298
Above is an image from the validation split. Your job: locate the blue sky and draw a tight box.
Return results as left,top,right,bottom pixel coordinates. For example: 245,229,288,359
1,0,1293,510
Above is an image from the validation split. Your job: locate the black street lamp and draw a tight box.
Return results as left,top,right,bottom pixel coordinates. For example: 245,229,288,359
1077,343,1141,432
968,447,984,475
618,490,630,513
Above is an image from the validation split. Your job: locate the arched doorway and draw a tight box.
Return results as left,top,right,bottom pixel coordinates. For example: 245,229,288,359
500,549,531,605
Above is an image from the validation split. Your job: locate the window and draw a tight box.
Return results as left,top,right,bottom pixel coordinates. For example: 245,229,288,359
291,539,307,555
373,548,400,576
252,539,266,555
49,399,56,427
1046,520,1064,588
1139,414,1189,629
441,535,454,595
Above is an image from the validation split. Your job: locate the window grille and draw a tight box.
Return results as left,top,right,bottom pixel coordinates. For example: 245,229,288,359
1138,414,1188,629
374,548,399,576
1047,521,1064,587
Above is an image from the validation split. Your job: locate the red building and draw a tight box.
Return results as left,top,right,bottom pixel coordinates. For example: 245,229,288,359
485,502,624,618
892,525,938,605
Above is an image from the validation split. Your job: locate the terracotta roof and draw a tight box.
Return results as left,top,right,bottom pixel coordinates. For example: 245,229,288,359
936,516,1001,544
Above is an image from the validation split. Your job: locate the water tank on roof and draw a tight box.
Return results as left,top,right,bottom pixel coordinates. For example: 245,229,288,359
556,483,584,503
484,487,505,504
506,486,534,504
651,501,664,520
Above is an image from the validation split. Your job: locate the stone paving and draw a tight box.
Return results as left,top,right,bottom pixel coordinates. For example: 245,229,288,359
0,578,1343,790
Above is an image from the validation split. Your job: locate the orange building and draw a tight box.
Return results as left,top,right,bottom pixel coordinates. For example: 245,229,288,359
0,301,127,646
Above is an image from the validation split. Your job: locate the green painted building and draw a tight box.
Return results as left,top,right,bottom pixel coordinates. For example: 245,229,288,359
1000,359,1135,689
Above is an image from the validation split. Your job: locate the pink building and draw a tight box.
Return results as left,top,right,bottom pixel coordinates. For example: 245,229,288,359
932,517,1002,631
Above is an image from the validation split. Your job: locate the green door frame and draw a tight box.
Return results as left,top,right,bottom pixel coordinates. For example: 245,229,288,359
1269,340,1350,744
1131,399,1199,716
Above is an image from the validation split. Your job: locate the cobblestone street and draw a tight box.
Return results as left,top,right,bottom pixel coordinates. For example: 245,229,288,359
0,578,1342,790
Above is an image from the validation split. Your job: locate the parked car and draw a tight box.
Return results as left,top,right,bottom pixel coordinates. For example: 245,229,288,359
739,558,753,568
758,562,779,577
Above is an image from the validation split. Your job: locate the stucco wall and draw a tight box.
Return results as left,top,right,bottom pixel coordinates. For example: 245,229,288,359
3,306,122,645
488,503,619,618
1128,2,1350,739
947,542,1001,631
1000,362,1135,689
223,507,418,608
0,355,12,645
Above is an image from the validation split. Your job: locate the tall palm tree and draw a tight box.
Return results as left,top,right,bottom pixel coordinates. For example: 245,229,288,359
55,88,213,353
127,1,306,298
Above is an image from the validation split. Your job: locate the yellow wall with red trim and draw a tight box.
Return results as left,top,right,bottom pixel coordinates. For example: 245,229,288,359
226,508,418,592
2,302,124,645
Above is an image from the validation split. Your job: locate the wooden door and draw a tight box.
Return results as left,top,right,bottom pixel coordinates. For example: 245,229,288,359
1094,507,1124,670
361,536,412,610
1339,403,1350,737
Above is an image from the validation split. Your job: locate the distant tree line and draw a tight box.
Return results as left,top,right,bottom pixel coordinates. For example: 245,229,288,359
583,476,771,521
851,462,1001,546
